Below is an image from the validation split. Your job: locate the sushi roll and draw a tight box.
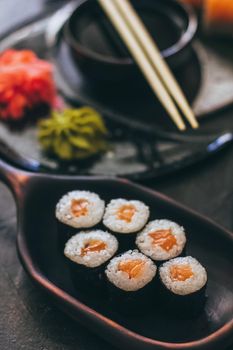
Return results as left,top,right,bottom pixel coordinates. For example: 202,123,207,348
56,190,105,250
105,250,157,314
136,219,186,263
159,256,207,317
103,199,149,251
64,230,118,296
204,0,233,35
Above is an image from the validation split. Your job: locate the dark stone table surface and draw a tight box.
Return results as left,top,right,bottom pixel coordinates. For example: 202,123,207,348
0,1,232,349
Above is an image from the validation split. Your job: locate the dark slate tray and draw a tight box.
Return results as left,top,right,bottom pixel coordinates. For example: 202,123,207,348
0,3,232,180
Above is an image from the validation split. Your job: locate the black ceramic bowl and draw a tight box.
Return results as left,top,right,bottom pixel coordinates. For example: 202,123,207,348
64,0,197,83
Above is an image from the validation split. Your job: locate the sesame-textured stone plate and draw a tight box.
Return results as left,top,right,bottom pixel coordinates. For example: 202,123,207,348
0,10,232,180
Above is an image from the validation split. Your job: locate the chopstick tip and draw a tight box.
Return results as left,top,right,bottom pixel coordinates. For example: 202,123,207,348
192,121,199,129
179,124,186,131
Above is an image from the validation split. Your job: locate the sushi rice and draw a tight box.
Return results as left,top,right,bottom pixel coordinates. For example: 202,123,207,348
136,219,186,261
103,199,149,234
159,256,207,295
105,250,157,292
56,190,105,228
64,230,118,268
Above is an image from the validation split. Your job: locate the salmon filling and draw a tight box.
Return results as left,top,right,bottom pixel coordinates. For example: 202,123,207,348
81,239,106,256
117,204,136,223
118,259,145,279
149,229,177,251
170,264,193,281
71,199,89,217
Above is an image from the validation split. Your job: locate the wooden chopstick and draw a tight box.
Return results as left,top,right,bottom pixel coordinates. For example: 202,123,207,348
112,0,199,129
98,0,186,131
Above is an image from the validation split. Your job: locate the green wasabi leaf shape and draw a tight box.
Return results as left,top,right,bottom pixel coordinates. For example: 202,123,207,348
38,107,109,160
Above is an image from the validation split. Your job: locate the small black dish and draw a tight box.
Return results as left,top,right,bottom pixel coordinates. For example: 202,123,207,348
64,0,197,83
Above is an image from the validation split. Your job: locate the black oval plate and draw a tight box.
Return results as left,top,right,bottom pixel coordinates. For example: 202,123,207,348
1,162,230,350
